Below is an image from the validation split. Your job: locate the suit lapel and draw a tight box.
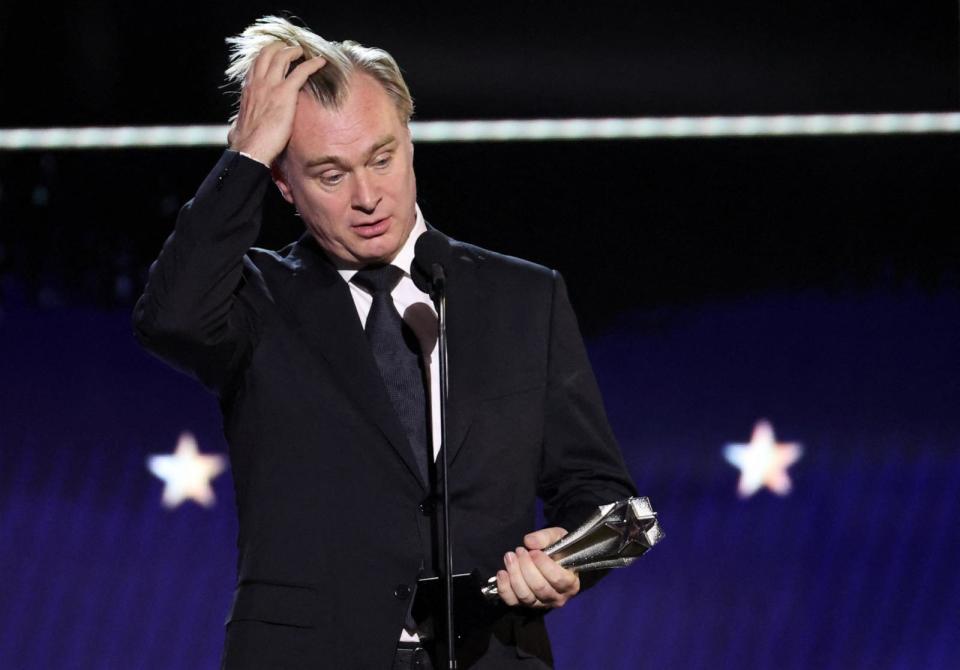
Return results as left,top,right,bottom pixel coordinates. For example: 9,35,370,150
443,238,484,465
281,235,428,490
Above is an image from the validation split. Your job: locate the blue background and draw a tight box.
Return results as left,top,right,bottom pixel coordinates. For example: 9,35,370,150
2,287,957,668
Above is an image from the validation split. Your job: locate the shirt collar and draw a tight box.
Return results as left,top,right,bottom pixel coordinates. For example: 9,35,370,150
334,204,426,284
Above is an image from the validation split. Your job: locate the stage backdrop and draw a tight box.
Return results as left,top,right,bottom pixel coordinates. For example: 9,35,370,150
1,285,957,669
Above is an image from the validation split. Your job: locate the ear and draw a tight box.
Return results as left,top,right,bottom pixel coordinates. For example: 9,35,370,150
271,161,296,205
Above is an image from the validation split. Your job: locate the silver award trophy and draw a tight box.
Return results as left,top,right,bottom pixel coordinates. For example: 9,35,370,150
481,496,664,600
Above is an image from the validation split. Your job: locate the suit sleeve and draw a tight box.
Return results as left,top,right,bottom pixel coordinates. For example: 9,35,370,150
132,150,271,393
537,271,638,534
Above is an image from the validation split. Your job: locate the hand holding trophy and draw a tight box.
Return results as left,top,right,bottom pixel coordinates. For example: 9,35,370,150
481,497,664,600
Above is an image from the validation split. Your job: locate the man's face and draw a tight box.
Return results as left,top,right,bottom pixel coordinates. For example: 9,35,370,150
274,73,417,267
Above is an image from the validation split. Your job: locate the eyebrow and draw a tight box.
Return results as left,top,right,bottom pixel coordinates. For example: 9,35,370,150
305,135,397,170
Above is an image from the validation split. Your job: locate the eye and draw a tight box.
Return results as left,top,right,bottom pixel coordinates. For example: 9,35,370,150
372,154,392,169
319,171,344,186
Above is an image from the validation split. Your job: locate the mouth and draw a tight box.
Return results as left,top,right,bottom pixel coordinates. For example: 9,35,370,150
352,216,391,239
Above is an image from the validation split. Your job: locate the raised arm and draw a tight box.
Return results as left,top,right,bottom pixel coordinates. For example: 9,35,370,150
133,46,326,391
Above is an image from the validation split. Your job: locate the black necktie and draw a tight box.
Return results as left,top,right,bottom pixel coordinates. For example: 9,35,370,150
352,265,430,485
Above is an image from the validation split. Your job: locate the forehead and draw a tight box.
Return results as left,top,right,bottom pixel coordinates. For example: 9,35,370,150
287,74,406,162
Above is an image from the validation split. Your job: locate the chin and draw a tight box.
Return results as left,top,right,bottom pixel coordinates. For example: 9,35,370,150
351,245,400,265
356,235,405,264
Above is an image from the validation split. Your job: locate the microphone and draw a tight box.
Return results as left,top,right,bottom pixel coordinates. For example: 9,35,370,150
412,229,458,668
412,230,451,303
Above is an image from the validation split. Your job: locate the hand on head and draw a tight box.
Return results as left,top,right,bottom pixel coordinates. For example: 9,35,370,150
227,43,327,165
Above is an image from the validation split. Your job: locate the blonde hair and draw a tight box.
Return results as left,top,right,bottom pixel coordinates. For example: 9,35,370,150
225,16,414,123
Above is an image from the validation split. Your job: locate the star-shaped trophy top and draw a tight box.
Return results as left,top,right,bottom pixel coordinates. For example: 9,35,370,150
724,419,802,499
604,497,662,557
147,432,227,509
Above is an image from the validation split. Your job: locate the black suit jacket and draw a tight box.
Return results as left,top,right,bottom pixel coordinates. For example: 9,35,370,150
134,151,636,669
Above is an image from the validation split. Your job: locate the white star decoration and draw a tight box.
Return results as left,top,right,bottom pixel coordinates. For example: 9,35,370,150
147,432,227,509
724,420,802,498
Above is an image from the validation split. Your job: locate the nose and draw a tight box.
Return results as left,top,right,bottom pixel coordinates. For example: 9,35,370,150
351,171,381,214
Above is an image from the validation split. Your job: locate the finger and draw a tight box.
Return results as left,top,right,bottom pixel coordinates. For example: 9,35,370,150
504,550,538,607
247,42,281,82
496,569,519,607
268,45,304,80
252,41,287,79
523,527,567,551
530,550,579,595
284,55,327,90
516,547,560,605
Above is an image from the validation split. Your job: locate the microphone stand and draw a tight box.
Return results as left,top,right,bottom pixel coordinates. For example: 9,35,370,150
432,264,457,670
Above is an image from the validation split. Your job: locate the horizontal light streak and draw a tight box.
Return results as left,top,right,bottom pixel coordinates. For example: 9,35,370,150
414,113,960,142
1,112,958,149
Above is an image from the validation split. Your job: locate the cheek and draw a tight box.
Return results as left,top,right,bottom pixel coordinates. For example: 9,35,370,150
300,191,349,227
389,170,416,204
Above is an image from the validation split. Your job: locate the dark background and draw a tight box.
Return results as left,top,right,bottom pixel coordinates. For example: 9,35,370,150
2,0,958,126
1,2,959,668
1,1,958,331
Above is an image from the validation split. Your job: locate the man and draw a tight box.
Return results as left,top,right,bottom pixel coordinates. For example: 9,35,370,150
134,16,636,670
